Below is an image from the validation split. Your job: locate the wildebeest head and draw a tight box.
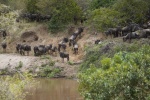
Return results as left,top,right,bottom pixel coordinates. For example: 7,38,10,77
63,37,69,43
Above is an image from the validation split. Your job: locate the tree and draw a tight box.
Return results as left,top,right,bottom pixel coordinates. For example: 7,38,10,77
87,7,121,32
37,0,82,32
113,0,149,24
78,45,150,100
25,0,39,13
90,0,117,10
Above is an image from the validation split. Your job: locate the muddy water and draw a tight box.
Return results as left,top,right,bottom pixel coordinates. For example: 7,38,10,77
26,78,83,100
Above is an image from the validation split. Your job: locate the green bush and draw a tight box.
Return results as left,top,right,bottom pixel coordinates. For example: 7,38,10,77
87,7,121,32
78,45,150,100
0,72,34,100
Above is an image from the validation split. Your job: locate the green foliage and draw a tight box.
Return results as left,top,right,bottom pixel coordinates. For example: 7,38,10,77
38,65,61,78
80,41,150,71
25,0,39,13
87,7,121,32
15,61,23,70
113,0,149,24
0,72,34,100
0,67,9,75
100,57,111,69
37,0,82,33
78,45,150,100
7,0,26,10
90,0,116,10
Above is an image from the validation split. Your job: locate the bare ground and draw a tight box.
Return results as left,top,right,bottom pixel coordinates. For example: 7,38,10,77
0,24,105,78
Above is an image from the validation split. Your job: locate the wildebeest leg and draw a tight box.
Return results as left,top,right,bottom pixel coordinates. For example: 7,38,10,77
58,44,61,52
67,55,69,61
74,49,77,55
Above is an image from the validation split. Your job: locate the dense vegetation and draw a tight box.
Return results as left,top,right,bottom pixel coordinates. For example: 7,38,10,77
1,0,150,32
78,43,150,100
0,73,34,100
0,0,150,99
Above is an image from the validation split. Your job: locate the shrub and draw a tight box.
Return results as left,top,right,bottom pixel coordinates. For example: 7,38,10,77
78,45,150,100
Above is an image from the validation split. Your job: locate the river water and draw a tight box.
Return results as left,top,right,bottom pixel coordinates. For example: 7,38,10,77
25,78,83,100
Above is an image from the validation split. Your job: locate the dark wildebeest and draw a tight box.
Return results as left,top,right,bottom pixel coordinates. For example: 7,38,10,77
69,33,77,47
63,37,69,43
58,41,67,52
73,42,78,55
33,45,47,56
17,44,31,56
51,46,57,56
16,43,21,53
24,45,31,56
95,39,102,44
0,30,7,39
33,46,39,56
59,52,69,63
1,40,7,53
105,27,122,38
121,23,142,36
58,37,68,52
123,29,150,42
45,44,52,54
19,44,25,55
75,27,84,38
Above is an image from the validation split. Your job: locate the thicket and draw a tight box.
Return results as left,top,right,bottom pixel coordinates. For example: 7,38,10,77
0,72,34,100
78,44,150,100
80,39,150,71
1,0,150,32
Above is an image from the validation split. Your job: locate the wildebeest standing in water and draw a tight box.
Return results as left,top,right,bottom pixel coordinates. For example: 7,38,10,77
59,52,69,63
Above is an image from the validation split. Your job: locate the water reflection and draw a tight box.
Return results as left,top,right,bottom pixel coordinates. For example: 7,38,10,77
26,78,83,100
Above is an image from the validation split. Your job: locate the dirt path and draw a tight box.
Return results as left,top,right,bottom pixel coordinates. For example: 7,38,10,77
0,54,43,70
0,53,82,78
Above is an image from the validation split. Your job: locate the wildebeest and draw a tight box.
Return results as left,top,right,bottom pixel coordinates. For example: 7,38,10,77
51,46,57,56
16,44,31,56
123,29,150,42
63,37,69,43
34,45,47,56
69,34,77,47
0,29,7,39
58,41,67,52
1,40,7,53
59,52,69,63
45,44,52,54
75,27,84,38
121,23,142,36
24,45,31,56
16,43,21,53
18,13,51,22
73,42,78,55
95,39,102,44
105,27,122,38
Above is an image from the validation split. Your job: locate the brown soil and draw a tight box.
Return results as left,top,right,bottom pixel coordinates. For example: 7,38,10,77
0,24,105,78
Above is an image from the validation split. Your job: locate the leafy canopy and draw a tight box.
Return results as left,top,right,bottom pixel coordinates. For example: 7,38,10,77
78,45,150,100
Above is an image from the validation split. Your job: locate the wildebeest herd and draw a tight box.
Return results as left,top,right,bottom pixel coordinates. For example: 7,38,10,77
103,22,150,43
0,27,84,63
